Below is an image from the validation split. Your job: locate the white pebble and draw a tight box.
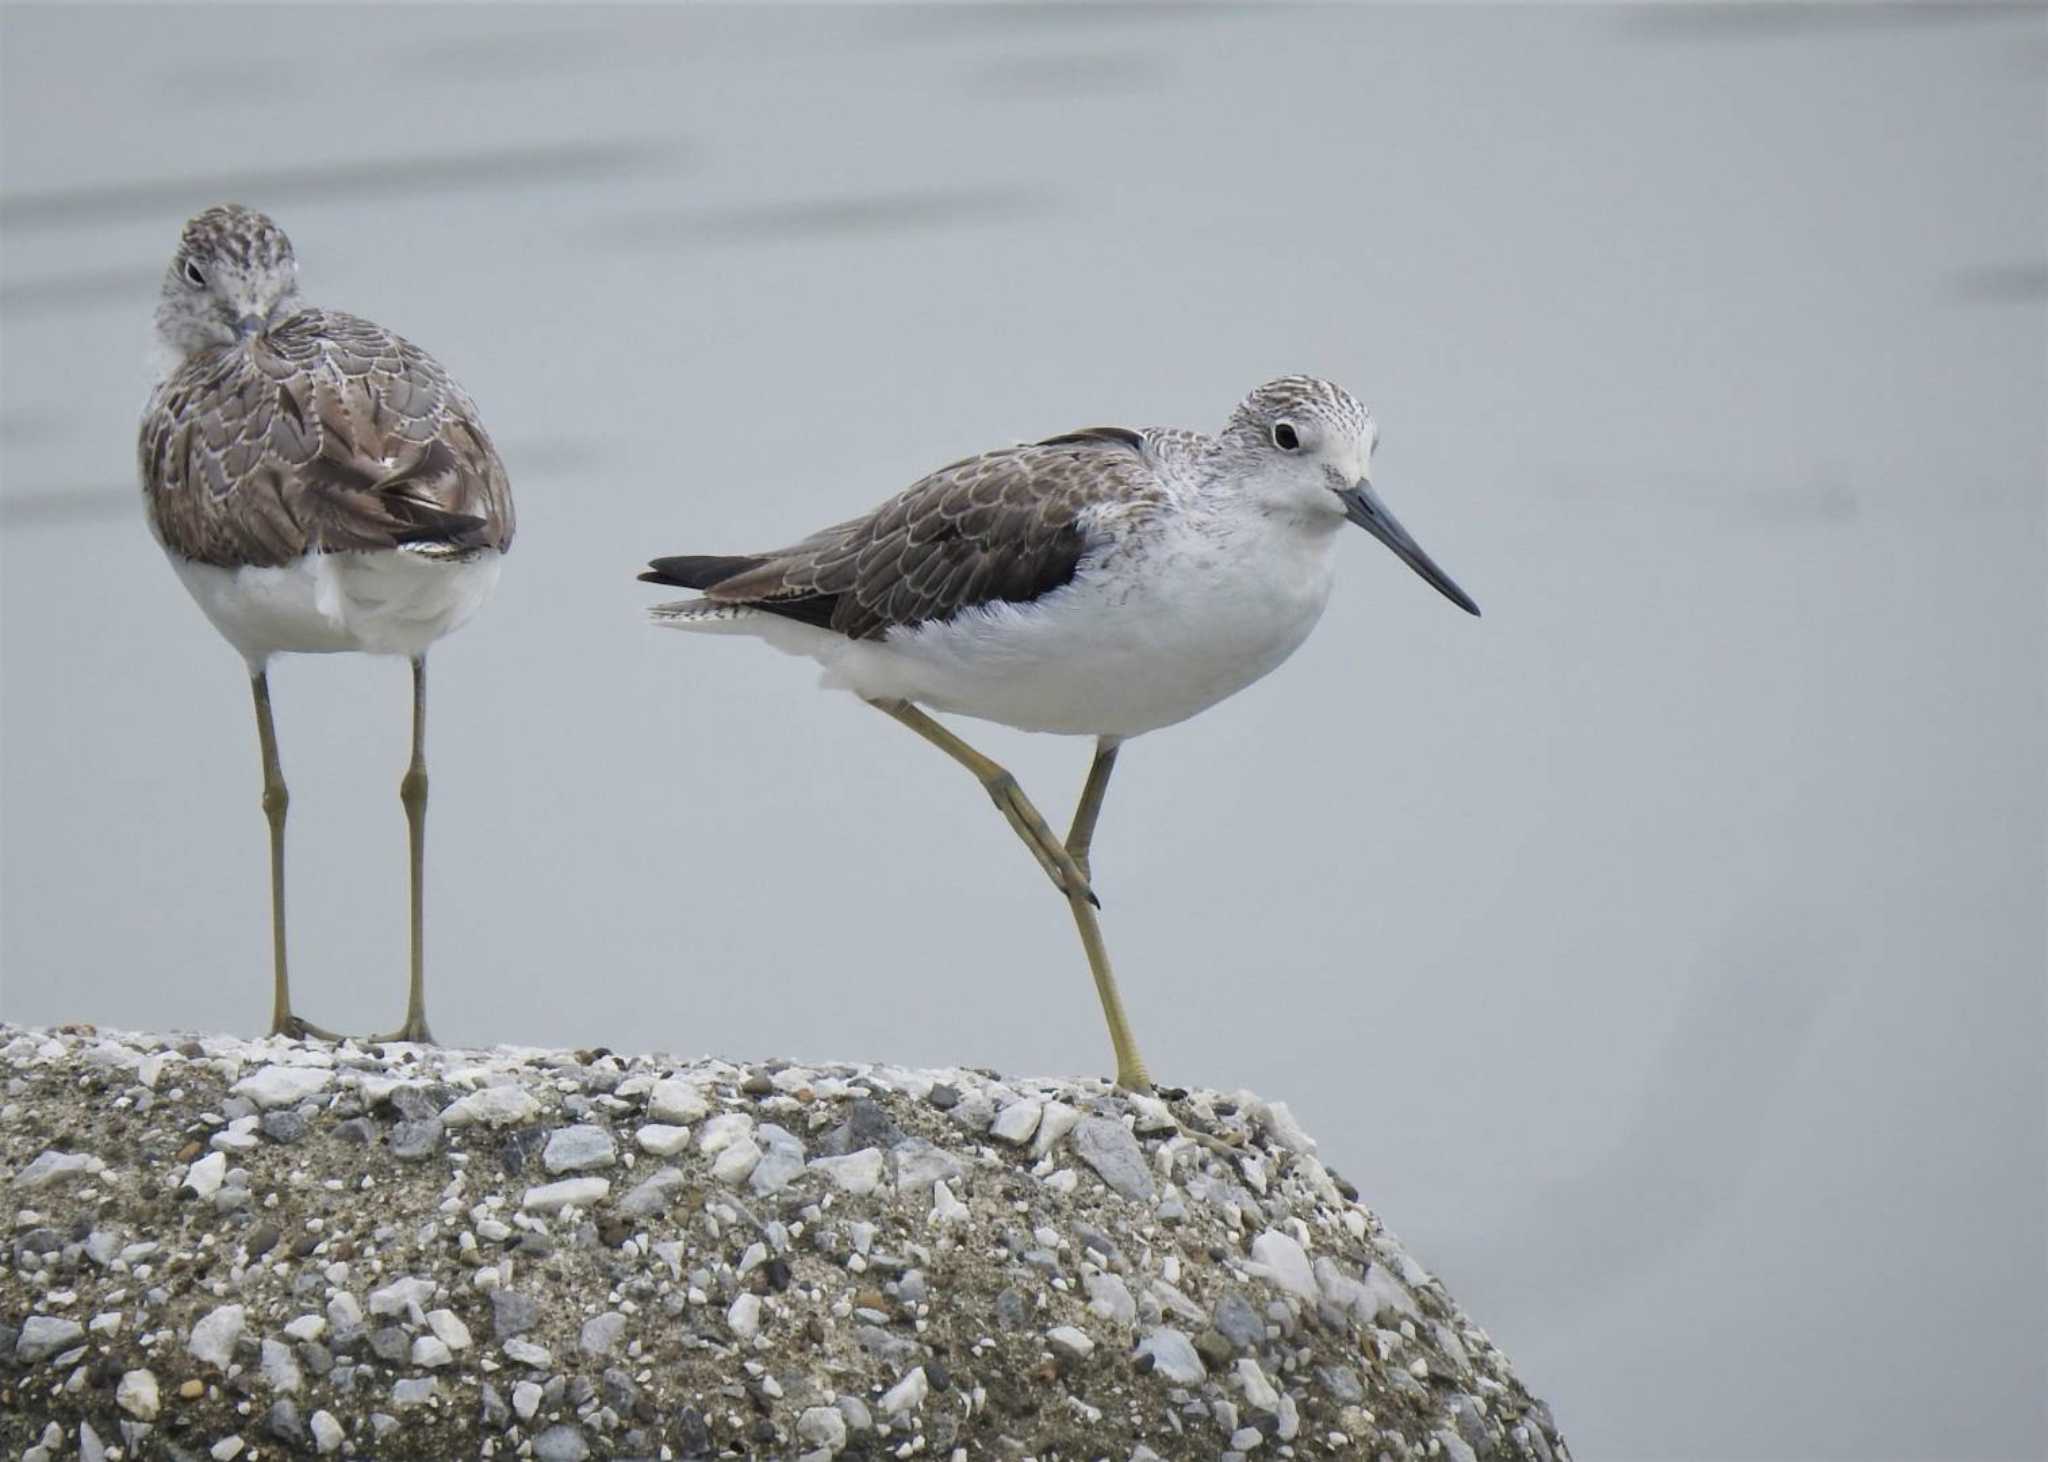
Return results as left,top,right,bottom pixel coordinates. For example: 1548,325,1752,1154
711,1136,762,1185
186,1304,244,1370
635,1123,692,1156
931,1180,970,1225
115,1368,159,1421
309,1410,344,1453
426,1309,472,1351
880,1365,928,1417
809,1147,884,1196
646,1077,710,1124
182,1152,226,1200
990,1100,1043,1145
521,1176,610,1212
1046,1325,1095,1361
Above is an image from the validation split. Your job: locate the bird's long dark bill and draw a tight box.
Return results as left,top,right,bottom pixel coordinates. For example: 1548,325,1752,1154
1337,484,1481,616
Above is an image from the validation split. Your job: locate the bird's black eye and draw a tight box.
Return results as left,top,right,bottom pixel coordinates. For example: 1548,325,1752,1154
181,259,207,289
1272,422,1300,452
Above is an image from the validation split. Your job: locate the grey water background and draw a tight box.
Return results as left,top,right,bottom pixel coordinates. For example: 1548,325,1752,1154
3,4,2043,1457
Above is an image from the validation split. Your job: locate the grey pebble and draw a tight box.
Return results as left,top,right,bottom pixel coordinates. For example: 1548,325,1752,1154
854,1323,920,1368
1435,1430,1480,1462
602,1366,638,1411
893,1138,964,1193
490,1288,540,1340
1071,1115,1156,1202
392,1376,438,1408
822,1096,905,1156
675,1406,711,1454
260,1109,308,1144
1213,1290,1264,1350
579,1311,626,1355
334,1117,374,1145
266,1399,306,1443
1195,1328,1236,1371
499,1127,547,1175
1451,1393,1495,1453
946,1091,999,1132
1136,1327,1206,1384
924,1083,960,1111
543,1124,617,1174
1316,1363,1364,1404
616,1165,687,1220
480,1381,511,1430
751,1123,808,1195
15,1315,85,1363
385,1084,447,1123
994,1288,1032,1332
390,1116,444,1161
369,1326,409,1363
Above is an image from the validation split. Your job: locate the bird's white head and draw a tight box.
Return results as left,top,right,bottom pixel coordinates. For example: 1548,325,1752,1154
1223,375,1479,616
154,204,301,360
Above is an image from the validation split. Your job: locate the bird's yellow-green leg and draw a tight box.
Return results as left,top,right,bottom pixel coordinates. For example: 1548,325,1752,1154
868,701,1151,1092
870,698,1097,906
249,671,337,1043
377,655,437,1045
1058,740,1247,1139
1064,736,1121,886
1060,737,1151,1093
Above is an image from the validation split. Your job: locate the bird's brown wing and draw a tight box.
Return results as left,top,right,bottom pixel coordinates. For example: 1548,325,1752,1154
642,427,1163,641
140,307,514,569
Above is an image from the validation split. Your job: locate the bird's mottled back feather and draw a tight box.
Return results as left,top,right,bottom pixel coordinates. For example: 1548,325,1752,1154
140,307,515,569
643,429,1165,641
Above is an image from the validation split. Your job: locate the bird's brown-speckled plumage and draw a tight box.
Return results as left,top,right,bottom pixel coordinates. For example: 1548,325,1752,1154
141,305,514,570
641,426,1166,641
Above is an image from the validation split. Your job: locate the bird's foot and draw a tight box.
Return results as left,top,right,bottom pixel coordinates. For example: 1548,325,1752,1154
271,1014,342,1043
984,773,1101,907
372,1017,438,1046
1180,1122,1247,1158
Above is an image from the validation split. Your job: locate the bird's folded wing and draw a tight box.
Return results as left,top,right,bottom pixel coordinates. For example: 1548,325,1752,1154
675,430,1163,642
140,309,514,569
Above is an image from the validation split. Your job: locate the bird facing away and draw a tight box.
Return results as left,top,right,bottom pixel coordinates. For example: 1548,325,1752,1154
140,204,514,1044
641,376,1477,1091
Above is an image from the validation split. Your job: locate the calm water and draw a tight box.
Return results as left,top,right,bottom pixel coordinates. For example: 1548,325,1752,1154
4,7,2043,1458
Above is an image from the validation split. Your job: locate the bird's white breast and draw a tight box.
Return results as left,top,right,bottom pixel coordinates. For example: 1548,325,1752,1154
169,549,503,668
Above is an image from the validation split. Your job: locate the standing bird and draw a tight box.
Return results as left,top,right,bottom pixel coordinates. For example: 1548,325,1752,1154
640,376,1476,1090
140,204,514,1043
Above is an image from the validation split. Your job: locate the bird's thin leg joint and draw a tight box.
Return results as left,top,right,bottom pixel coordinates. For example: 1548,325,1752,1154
868,698,1097,908
379,655,437,1045
250,671,336,1043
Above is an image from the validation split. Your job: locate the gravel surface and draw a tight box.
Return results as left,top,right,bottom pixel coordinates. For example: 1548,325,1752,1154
1,1025,1570,1461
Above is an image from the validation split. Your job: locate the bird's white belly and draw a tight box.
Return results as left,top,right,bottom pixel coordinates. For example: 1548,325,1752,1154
169,549,503,666
829,536,1338,737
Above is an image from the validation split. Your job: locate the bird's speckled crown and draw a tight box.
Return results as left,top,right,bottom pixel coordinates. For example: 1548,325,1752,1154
1227,375,1372,440
177,204,295,272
